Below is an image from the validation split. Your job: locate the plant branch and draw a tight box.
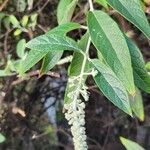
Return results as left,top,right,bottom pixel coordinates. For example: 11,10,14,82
88,0,94,11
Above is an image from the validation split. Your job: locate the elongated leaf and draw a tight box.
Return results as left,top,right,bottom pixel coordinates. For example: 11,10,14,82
57,0,77,24
9,15,20,28
21,35,81,73
120,137,145,150
130,88,144,121
42,0,78,74
125,36,150,93
69,32,89,76
40,51,63,74
91,59,132,115
87,10,135,95
106,0,150,38
41,22,80,74
16,39,26,58
26,34,81,52
64,32,89,104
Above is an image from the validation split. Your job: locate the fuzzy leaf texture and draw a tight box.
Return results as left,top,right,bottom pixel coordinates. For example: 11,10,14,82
106,0,150,39
120,137,145,150
41,22,80,74
91,59,132,115
41,0,78,74
20,34,81,73
64,32,89,104
125,36,150,93
87,10,135,95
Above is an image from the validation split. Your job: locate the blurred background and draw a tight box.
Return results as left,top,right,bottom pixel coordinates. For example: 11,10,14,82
0,0,150,149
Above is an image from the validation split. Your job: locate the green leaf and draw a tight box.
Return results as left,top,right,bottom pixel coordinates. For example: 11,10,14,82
64,32,90,104
57,0,77,24
120,137,145,150
9,15,20,28
28,13,38,30
21,15,29,27
145,61,150,70
46,22,80,36
69,32,89,76
130,88,144,121
26,34,82,52
40,51,63,74
91,59,132,115
16,39,26,58
0,70,13,77
87,10,135,95
21,34,81,73
40,22,80,74
0,133,5,143
125,35,150,93
95,0,108,9
106,0,150,38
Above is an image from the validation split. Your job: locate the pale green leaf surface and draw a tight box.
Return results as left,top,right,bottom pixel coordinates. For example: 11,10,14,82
57,0,77,24
0,133,5,143
87,10,135,95
16,39,26,58
9,15,20,28
125,36,150,93
106,0,150,38
130,88,144,121
120,137,145,150
145,61,150,70
91,59,132,115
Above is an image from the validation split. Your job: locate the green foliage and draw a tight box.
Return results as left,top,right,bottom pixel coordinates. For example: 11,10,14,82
0,133,5,143
91,59,132,115
125,35,150,93
120,137,145,150
106,0,150,38
146,61,150,70
64,32,89,104
1,0,150,149
129,88,144,121
87,10,135,95
21,34,81,74
57,0,78,24
41,22,80,74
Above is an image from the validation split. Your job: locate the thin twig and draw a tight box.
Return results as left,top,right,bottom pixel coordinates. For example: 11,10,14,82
12,70,60,86
0,0,9,11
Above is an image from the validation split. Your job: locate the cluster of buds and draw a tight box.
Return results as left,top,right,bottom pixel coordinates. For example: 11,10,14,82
64,76,90,150
64,99,87,150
